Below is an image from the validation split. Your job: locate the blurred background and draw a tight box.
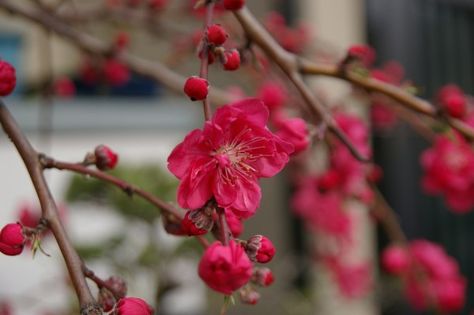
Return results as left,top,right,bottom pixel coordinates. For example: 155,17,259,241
0,0,473,314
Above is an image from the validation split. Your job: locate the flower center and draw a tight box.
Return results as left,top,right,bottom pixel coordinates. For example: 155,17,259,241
215,153,231,168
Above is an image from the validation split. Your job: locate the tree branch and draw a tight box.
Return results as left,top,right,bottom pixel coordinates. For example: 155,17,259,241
0,100,101,315
0,0,232,105
41,157,184,219
298,59,474,140
40,157,210,248
233,7,370,162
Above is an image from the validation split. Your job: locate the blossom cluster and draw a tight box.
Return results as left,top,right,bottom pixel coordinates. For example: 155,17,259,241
167,99,285,298
291,112,376,298
421,134,474,213
382,241,466,313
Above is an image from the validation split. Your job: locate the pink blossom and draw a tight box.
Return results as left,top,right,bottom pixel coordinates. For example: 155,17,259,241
381,245,410,275
392,240,466,312
168,98,293,218
264,12,309,53
116,297,153,315
347,44,376,67
325,257,372,298
274,117,310,155
434,277,466,313
420,135,474,213
370,61,405,129
256,81,288,112
198,240,252,295
225,209,243,237
437,84,467,119
292,177,351,239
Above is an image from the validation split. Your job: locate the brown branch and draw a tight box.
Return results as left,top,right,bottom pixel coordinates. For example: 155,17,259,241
233,7,370,162
0,0,232,105
40,157,210,248
0,100,101,315
371,187,407,244
198,2,215,121
41,157,184,219
83,266,123,300
298,60,474,140
217,208,230,246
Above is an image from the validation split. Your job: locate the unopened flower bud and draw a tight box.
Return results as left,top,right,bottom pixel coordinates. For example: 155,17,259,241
94,145,119,170
114,32,130,50
223,0,245,10
367,164,383,184
347,44,376,67
381,245,410,275
184,76,208,101
252,267,275,287
0,60,16,96
0,223,25,256
207,24,228,46
104,59,130,87
245,235,275,263
105,276,127,298
239,286,260,305
198,240,252,294
181,209,213,236
116,297,153,315
223,49,241,71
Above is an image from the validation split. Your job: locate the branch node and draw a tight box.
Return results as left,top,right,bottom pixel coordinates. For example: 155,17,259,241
80,303,103,315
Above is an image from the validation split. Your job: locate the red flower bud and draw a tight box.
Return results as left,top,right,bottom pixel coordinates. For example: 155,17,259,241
0,60,16,96
252,267,274,287
367,164,383,184
223,49,241,71
54,77,76,98
181,209,212,236
116,297,153,315
239,287,260,305
223,0,245,10
184,76,209,101
114,32,130,50
347,44,376,67
318,169,341,191
198,240,252,294
245,235,275,263
444,94,466,119
207,24,228,46
104,59,130,87
105,276,127,298
94,145,119,170
381,245,410,275
437,84,467,119
0,223,25,256
149,0,167,11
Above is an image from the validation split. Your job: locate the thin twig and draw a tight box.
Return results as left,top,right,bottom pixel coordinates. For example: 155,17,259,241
0,100,101,315
41,157,209,247
198,1,215,120
371,187,407,244
41,157,184,219
0,0,231,105
298,59,474,140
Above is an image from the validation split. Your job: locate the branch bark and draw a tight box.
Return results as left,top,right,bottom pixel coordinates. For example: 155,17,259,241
233,7,370,162
0,100,101,315
0,0,231,105
298,59,474,140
